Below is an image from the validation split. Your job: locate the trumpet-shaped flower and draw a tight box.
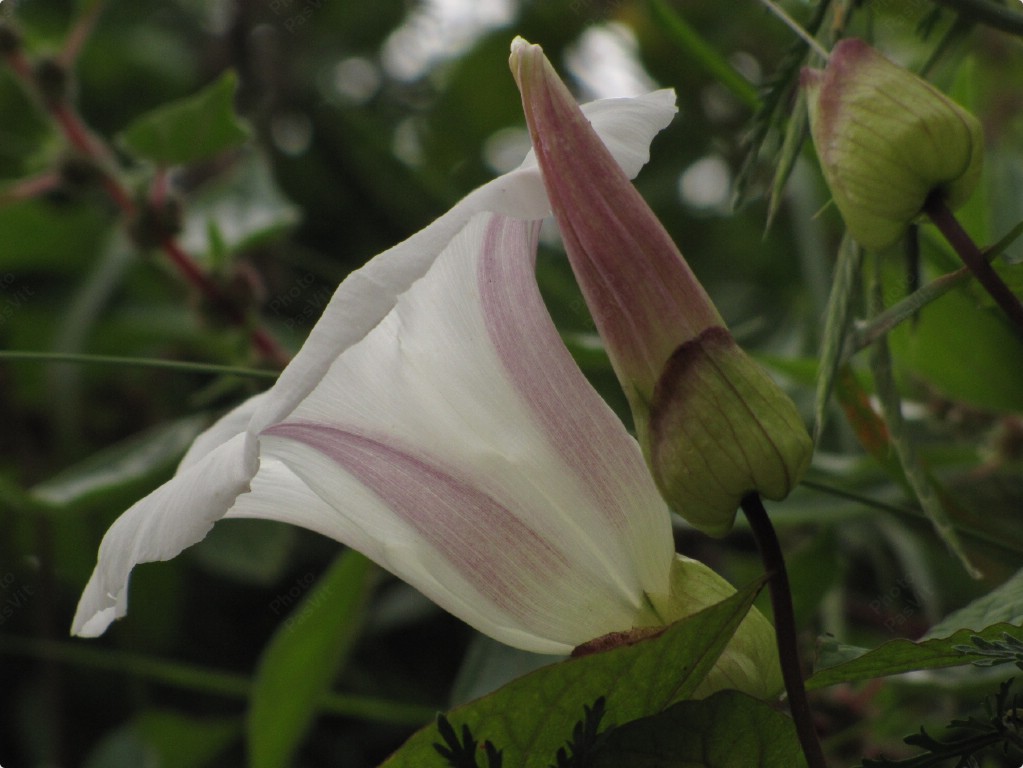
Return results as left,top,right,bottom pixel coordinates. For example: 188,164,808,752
75,209,783,687
72,86,781,686
510,39,812,536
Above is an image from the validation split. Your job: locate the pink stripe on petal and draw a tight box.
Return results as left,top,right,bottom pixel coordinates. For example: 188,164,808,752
263,421,571,623
476,215,659,540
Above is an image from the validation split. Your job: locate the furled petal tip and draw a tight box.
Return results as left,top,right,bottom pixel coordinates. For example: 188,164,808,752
803,38,983,251
511,39,811,536
511,38,721,403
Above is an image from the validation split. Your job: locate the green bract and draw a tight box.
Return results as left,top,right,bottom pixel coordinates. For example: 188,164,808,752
803,38,983,251
648,328,813,537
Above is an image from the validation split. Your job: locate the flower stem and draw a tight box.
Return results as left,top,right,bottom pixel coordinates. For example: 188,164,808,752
0,634,434,726
928,0,1023,37
923,191,1023,335
0,350,278,379
741,492,827,768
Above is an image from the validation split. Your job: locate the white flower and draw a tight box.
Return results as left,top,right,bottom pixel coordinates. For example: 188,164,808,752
73,91,684,654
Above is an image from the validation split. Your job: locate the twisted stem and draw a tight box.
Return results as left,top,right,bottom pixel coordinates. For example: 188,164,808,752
741,493,827,768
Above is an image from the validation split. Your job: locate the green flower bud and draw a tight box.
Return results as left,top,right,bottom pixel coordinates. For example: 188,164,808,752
646,328,812,537
512,38,813,537
802,38,983,251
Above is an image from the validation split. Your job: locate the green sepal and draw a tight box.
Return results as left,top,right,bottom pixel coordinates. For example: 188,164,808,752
646,327,812,537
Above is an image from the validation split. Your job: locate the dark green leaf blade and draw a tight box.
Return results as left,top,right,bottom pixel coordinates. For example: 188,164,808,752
119,71,250,166
924,567,1023,638
135,710,240,768
247,550,375,768
382,577,767,768
807,623,1023,690
592,690,807,768
814,233,860,442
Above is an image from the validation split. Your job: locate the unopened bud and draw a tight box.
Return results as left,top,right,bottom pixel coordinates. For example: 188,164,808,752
34,57,71,104
512,37,812,536
802,38,983,250
647,328,812,536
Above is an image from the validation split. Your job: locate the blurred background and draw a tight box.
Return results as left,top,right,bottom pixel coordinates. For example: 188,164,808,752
1,0,1022,765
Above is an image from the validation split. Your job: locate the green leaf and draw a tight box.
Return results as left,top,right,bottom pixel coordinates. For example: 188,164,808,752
83,711,239,768
247,550,375,768
766,88,809,230
118,71,250,166
135,711,240,768
449,635,553,707
0,198,111,273
807,622,1023,690
924,567,1023,639
381,577,767,768
592,690,807,768
29,415,208,511
814,233,861,442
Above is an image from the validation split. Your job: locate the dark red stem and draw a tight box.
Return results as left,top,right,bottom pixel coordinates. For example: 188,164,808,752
3,42,290,369
923,192,1023,335
741,493,827,768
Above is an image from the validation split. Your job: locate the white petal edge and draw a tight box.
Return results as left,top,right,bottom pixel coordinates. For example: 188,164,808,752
178,390,268,471
73,89,679,640
247,89,678,435
72,432,258,637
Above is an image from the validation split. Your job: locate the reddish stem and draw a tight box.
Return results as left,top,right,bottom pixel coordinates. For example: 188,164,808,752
0,171,63,204
3,48,34,82
58,0,106,68
160,236,291,368
3,38,290,369
741,493,828,768
923,192,1023,335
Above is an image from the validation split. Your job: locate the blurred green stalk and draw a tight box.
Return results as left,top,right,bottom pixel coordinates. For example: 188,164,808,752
0,635,435,726
647,0,761,110
0,350,279,380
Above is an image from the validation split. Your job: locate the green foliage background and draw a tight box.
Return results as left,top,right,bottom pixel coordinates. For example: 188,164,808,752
1,0,1022,766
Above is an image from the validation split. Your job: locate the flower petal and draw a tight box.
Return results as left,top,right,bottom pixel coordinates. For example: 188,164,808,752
72,432,258,637
476,214,672,600
246,90,678,435
178,390,267,471
260,213,674,652
73,89,680,641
